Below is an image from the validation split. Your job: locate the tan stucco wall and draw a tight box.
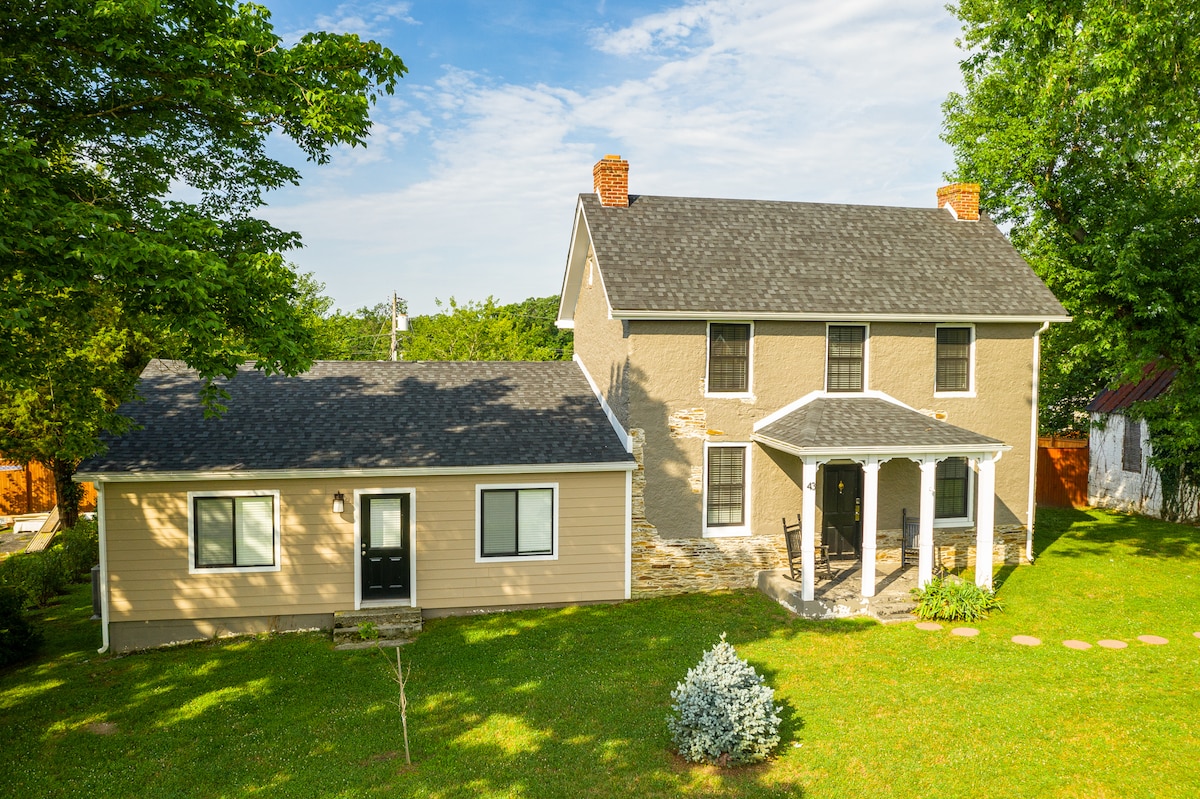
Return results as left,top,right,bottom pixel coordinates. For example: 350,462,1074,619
103,470,628,625
572,309,1037,544
573,246,631,427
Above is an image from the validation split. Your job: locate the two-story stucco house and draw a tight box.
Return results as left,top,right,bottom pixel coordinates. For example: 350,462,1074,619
558,156,1069,605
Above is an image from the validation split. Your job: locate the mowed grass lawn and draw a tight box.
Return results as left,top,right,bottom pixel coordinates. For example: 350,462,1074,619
2,507,1199,799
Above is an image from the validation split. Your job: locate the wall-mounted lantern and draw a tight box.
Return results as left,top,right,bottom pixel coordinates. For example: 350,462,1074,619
332,492,345,514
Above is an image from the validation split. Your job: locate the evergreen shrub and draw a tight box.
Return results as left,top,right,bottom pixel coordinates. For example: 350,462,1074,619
56,519,99,580
667,633,781,766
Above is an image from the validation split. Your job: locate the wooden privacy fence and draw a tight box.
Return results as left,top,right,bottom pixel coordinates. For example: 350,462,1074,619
1036,436,1089,508
0,461,96,517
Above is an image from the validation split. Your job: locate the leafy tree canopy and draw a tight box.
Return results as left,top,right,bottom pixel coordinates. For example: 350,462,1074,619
0,0,406,523
942,1,1200,487
303,287,572,362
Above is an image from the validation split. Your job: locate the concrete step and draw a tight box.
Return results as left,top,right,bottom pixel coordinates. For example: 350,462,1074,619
333,621,420,644
334,607,422,628
333,637,414,652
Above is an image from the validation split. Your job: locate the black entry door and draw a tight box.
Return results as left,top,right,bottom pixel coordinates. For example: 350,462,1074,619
823,465,862,558
361,494,411,601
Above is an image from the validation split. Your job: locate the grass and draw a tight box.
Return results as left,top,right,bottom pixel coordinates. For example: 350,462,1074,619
1,506,1198,798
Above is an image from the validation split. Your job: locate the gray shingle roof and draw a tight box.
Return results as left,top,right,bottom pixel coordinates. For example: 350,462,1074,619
79,360,633,474
579,193,1067,318
753,398,1005,454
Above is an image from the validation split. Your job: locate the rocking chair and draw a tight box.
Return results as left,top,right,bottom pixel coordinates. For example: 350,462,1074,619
901,507,920,569
782,515,834,582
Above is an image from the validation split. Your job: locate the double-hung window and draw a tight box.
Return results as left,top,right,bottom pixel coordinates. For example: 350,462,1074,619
935,326,973,393
190,491,279,572
934,458,970,521
827,325,866,392
705,445,748,533
707,323,751,394
478,485,556,560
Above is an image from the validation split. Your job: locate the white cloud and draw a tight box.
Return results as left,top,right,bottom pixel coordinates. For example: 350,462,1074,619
267,0,966,314
280,1,418,44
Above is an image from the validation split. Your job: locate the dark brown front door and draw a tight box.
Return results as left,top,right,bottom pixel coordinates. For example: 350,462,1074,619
823,464,862,558
361,494,411,602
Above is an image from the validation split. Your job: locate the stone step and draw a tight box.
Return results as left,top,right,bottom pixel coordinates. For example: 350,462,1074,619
333,607,423,628
333,637,414,652
333,621,420,644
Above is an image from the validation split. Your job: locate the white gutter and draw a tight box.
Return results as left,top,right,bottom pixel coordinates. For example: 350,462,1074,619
1026,320,1052,562
613,310,1073,324
96,482,110,654
77,460,637,483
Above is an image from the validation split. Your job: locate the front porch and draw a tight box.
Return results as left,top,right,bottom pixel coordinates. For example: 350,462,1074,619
757,561,919,622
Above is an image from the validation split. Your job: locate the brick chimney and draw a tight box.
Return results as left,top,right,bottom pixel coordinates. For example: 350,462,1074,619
937,182,981,221
593,155,629,208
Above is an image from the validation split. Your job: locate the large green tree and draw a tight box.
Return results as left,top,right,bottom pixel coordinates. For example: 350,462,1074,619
943,0,1200,506
0,0,406,524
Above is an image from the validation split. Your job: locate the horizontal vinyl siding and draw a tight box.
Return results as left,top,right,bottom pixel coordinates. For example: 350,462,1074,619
105,471,627,622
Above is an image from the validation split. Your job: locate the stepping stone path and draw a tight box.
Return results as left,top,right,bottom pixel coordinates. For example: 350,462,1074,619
913,623,1187,652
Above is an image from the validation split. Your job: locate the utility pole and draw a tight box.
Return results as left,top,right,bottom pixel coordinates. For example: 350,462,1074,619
389,292,398,361
389,293,409,361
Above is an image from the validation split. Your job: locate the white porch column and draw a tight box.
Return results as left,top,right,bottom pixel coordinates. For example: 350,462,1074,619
801,459,819,601
860,459,880,598
975,455,998,590
918,458,938,587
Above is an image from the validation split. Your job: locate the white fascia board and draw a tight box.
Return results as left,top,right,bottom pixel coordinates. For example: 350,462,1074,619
753,389,916,432
573,353,632,453
612,310,1072,324
750,434,1011,461
556,200,592,328
78,460,637,483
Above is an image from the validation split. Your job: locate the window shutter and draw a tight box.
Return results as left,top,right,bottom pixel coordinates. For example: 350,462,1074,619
1122,416,1142,473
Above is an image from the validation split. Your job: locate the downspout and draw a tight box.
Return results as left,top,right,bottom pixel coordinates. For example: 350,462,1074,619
96,482,110,654
1026,321,1051,563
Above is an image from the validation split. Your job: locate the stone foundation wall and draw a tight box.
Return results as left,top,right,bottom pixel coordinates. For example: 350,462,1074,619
628,429,1029,598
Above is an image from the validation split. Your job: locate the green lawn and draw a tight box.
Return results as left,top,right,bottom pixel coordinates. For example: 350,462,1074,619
2,507,1198,798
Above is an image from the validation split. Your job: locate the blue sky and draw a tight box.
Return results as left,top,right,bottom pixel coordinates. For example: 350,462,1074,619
261,1,966,315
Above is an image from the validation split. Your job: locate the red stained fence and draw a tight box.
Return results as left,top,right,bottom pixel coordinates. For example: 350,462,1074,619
0,461,96,517
1036,436,1089,509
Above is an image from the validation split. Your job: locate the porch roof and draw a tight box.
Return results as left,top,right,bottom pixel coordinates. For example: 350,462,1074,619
751,397,1007,459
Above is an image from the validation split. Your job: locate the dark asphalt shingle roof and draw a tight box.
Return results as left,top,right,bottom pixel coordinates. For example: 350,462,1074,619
79,360,633,474
754,398,1005,453
579,193,1068,318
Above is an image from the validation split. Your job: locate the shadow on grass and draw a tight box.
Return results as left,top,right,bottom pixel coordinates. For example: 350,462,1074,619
3,586,813,799
1036,505,1200,561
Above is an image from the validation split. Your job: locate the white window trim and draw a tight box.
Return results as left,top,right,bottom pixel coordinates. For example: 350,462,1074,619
933,457,974,528
353,488,418,609
824,322,870,394
187,489,281,575
702,442,752,537
475,482,560,563
704,320,755,398
933,323,977,398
